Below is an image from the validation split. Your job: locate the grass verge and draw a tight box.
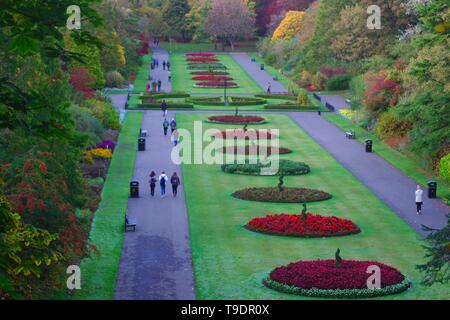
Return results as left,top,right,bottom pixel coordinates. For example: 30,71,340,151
75,112,143,300
325,113,449,202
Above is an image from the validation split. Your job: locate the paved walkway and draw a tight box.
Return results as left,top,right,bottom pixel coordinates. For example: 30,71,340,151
317,94,351,112
230,53,287,93
115,43,195,300
230,52,448,235
150,44,172,92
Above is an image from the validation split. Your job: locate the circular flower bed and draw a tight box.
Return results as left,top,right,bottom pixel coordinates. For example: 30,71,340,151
192,75,234,81
191,71,230,76
218,146,292,156
246,213,360,238
232,187,332,203
263,260,410,298
221,160,310,176
208,115,265,124
214,130,277,140
187,57,219,62
195,81,238,88
185,52,216,57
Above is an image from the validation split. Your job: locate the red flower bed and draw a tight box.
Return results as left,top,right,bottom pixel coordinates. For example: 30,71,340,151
187,57,219,62
304,85,324,92
208,115,265,124
185,52,216,57
195,81,238,88
269,260,406,290
191,71,229,76
246,213,360,238
192,75,234,81
214,130,277,139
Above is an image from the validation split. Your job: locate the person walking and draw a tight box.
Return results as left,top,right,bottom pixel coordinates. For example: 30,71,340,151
168,70,172,82
159,172,169,197
157,79,162,92
161,100,168,117
149,171,157,197
171,129,179,147
162,60,166,70
170,118,177,133
146,82,150,92
163,118,170,136
267,82,272,94
170,172,181,197
167,61,171,71
415,185,424,215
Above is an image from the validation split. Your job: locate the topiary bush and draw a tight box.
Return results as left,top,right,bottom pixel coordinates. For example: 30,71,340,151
105,71,125,88
325,74,352,91
221,160,310,176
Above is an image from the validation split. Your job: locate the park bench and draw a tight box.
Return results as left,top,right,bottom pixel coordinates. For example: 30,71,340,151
345,130,356,139
139,128,148,137
125,214,137,232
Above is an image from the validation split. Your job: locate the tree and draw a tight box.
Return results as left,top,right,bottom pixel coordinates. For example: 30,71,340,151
272,11,306,41
185,0,211,41
162,0,191,40
205,0,256,51
416,215,450,286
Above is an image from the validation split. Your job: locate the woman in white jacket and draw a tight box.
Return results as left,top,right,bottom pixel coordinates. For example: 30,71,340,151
415,185,424,215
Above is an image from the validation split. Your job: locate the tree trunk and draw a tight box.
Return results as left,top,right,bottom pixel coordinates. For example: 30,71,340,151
230,41,235,52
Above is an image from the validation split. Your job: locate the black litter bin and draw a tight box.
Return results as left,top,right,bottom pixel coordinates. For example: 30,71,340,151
130,181,139,198
138,138,146,151
260,64,265,70
365,139,373,153
428,181,437,199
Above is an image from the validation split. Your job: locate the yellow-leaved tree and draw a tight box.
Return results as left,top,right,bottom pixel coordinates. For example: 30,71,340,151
272,11,305,41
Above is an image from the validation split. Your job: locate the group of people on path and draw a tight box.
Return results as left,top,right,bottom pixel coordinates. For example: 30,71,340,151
162,117,179,146
149,171,181,198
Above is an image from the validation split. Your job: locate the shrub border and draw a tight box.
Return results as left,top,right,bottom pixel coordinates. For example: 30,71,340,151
263,277,411,299
232,187,333,203
221,161,310,176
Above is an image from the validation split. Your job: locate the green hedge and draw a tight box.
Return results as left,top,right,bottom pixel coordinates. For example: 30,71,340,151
263,277,411,299
141,92,190,99
264,104,319,111
138,102,194,109
256,94,297,101
221,160,311,176
229,97,267,106
189,96,224,106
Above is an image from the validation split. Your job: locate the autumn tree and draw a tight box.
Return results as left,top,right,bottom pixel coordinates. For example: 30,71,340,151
162,0,191,40
205,0,256,51
272,11,306,41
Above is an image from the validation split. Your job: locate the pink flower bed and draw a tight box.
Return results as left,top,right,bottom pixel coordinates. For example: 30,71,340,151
269,260,406,290
187,57,219,62
185,52,216,57
192,75,234,81
195,81,238,88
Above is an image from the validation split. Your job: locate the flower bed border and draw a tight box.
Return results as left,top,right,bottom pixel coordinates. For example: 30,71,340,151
217,146,292,156
232,187,332,203
221,160,310,176
263,277,411,299
244,214,360,238
207,115,266,125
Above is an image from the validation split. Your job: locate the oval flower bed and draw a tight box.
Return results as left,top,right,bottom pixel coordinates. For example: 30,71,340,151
263,260,410,298
214,129,277,140
221,160,310,176
218,146,292,156
191,71,229,76
208,115,265,124
187,57,219,62
195,81,238,88
246,213,360,238
185,52,216,57
192,75,234,81
232,187,332,203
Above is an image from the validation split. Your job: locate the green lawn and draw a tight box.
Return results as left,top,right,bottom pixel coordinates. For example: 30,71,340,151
179,113,449,300
171,53,263,95
325,114,450,203
76,112,143,300
162,41,257,54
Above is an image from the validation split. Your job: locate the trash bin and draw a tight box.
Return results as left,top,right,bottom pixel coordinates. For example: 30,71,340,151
428,181,437,199
130,181,139,198
365,139,373,153
138,138,146,151
260,64,265,70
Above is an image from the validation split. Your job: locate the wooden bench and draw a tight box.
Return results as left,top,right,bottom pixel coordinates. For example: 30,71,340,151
345,130,356,139
125,214,137,232
139,128,148,137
